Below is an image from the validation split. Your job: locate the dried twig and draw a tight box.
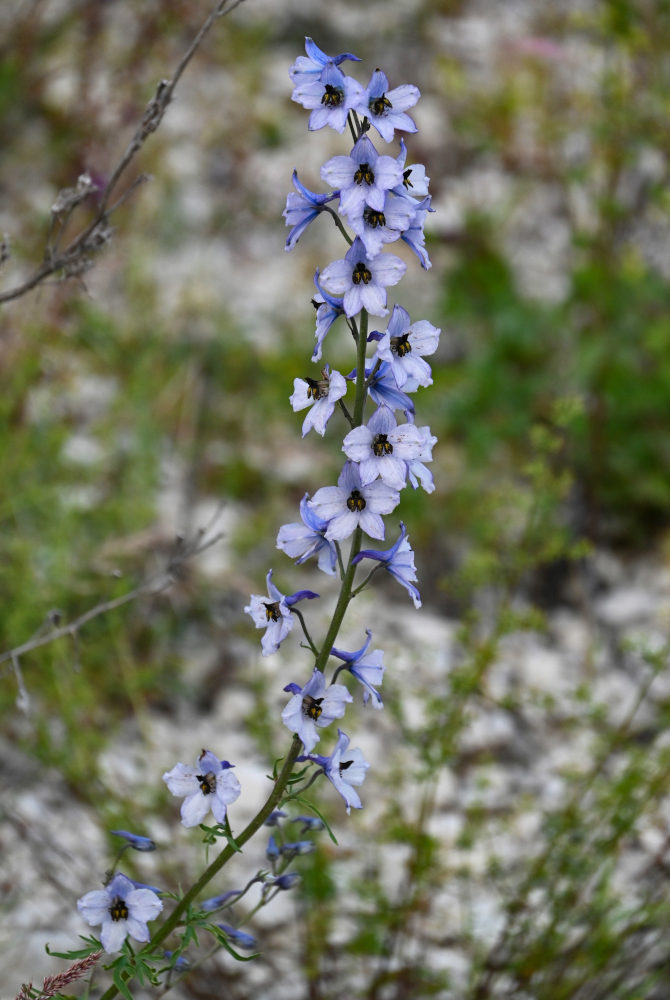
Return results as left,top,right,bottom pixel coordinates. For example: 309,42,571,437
0,523,224,679
0,0,247,306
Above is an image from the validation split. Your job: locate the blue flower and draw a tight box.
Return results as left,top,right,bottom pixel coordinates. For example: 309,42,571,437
401,197,433,270
372,305,440,388
349,190,415,258
331,629,385,708
289,37,360,88
268,872,300,890
276,494,338,576
77,872,163,953
353,69,420,143
284,171,338,251
290,364,347,437
244,569,319,656
281,667,352,753
280,840,316,856
291,815,326,833
353,522,421,608
319,237,405,319
217,924,258,952
200,890,243,912
406,425,438,494
302,730,370,814
110,830,156,852
162,750,242,828
342,403,425,490
265,809,287,826
266,834,280,862
292,61,364,134
311,269,345,362
309,460,400,542
321,135,404,220
163,951,191,972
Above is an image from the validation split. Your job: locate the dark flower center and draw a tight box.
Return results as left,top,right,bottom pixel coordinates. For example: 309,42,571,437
305,375,329,400
352,262,372,285
109,897,129,922
370,93,393,117
339,760,354,774
391,333,411,357
402,167,413,190
363,207,386,229
197,770,217,795
302,694,324,721
347,489,366,512
354,162,375,186
264,601,281,622
372,433,393,456
321,84,344,108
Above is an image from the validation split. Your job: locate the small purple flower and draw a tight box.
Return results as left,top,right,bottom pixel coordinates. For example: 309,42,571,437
266,834,280,862
291,815,326,832
309,460,400,542
162,749,242,828
289,37,360,88
373,305,440,388
281,667,352,753
292,61,364,134
77,872,163,953
284,171,338,250
311,270,345,362
319,237,405,318
265,809,287,827
394,160,431,200
276,494,338,576
268,872,300,890
354,69,420,143
244,569,319,656
217,924,258,951
110,830,156,852
303,730,370,814
200,890,243,912
280,840,316,856
342,404,425,490
163,950,191,972
320,135,404,219
331,629,385,708
353,522,421,608
290,364,347,437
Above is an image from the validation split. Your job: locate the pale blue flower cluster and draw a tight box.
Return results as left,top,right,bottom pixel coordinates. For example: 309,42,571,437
245,38,440,814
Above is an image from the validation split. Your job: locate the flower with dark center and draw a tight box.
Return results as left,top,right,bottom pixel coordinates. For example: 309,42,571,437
319,237,405,318
162,749,241,828
291,61,364,134
77,873,163,953
372,304,441,388
299,730,370,814
282,668,352,752
342,404,425,490
245,569,318,656
321,135,404,221
308,460,400,541
353,69,420,143
290,363,347,437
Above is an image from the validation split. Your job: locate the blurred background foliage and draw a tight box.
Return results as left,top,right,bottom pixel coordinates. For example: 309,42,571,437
3,0,670,997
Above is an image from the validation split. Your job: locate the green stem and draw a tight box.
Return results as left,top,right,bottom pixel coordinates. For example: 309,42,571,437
97,736,303,1000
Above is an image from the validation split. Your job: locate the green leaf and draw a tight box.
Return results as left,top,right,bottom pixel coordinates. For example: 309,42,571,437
45,936,101,960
